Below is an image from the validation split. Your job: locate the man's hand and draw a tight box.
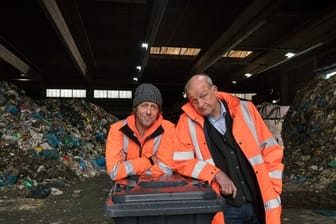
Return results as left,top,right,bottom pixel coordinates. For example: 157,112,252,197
215,170,237,198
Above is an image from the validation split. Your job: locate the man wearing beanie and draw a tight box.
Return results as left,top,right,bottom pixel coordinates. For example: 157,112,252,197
105,83,175,180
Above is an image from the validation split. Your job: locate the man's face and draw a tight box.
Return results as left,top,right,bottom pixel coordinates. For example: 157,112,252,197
135,101,159,128
187,80,218,117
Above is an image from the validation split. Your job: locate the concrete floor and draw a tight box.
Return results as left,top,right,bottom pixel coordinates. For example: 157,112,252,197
0,174,335,224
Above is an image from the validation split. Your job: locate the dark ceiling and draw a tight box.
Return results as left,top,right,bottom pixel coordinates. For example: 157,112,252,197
1,0,336,110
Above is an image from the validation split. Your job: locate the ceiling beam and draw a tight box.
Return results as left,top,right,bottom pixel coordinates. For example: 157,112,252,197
190,0,284,75
251,3,336,77
0,43,30,74
39,0,89,81
238,37,336,92
138,0,168,79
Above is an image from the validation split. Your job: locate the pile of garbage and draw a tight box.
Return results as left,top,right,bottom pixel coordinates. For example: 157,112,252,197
282,76,336,193
0,81,118,194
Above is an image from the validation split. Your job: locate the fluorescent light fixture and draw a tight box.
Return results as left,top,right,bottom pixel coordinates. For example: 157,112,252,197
136,66,142,72
285,52,296,58
244,73,253,78
133,77,138,81
141,42,148,50
232,80,237,84
16,78,31,82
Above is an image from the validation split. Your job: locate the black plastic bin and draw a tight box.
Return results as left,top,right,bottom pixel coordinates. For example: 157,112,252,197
104,173,225,224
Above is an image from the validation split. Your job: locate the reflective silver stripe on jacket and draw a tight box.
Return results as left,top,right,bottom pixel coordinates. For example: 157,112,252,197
268,170,282,179
240,101,259,146
260,137,278,149
124,160,135,176
158,160,173,175
121,120,129,154
188,118,204,160
264,196,281,211
187,117,215,164
205,158,215,165
173,151,194,160
110,160,135,179
113,119,134,177
248,154,264,166
192,160,207,179
152,135,161,154
109,163,120,179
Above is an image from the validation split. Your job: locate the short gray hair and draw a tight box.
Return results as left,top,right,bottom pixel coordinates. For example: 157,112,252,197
184,74,214,93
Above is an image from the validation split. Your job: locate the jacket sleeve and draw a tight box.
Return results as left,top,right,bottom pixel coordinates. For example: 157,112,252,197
173,114,220,184
105,122,152,180
148,121,175,175
248,102,284,194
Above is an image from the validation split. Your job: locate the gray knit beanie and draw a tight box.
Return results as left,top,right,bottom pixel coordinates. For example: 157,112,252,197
133,83,162,108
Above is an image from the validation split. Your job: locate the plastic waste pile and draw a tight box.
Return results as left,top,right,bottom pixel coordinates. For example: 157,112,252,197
0,81,118,194
282,76,336,193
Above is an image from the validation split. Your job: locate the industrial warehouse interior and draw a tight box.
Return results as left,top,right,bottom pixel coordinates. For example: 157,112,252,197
1,0,336,223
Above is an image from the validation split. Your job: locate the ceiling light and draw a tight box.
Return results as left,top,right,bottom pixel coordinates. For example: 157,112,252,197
16,78,31,82
232,80,237,84
244,73,253,78
325,71,336,79
285,52,295,58
136,66,141,72
141,42,148,50
133,77,138,82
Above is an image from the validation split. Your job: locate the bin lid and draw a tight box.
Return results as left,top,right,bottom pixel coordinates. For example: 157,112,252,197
111,173,217,203
105,174,225,217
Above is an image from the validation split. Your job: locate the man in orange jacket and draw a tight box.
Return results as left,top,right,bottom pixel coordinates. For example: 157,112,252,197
173,74,283,224
105,83,175,180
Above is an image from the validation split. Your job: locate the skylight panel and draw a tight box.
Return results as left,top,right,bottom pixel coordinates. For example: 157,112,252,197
150,46,200,56
222,50,252,58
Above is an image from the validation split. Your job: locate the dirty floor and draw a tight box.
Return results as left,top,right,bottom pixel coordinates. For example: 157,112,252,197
0,174,335,224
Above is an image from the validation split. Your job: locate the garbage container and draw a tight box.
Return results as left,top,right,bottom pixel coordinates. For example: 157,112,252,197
104,173,225,224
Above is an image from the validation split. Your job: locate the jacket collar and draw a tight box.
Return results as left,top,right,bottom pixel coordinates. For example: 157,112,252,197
182,91,240,126
124,113,163,139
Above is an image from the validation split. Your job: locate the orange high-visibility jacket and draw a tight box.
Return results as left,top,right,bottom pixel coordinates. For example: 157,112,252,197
173,92,283,224
106,114,175,180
